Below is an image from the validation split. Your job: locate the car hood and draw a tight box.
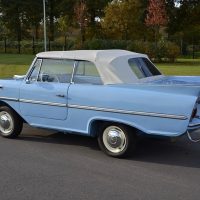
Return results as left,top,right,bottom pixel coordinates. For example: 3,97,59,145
150,76,200,86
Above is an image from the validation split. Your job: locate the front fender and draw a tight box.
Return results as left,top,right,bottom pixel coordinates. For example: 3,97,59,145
0,79,21,115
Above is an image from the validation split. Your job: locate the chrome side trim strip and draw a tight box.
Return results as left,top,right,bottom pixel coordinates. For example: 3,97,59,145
0,96,67,107
20,99,67,107
0,97,19,102
0,96,188,120
68,104,188,120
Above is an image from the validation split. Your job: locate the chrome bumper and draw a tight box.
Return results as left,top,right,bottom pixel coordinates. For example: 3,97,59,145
187,117,200,142
188,117,200,129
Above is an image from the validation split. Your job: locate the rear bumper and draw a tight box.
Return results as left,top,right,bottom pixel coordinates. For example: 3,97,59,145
188,117,200,130
187,117,200,142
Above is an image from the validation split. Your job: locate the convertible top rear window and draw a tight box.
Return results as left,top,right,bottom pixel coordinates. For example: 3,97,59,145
128,58,161,79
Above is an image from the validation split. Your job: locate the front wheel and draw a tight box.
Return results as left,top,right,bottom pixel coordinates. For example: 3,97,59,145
0,106,23,138
98,124,136,158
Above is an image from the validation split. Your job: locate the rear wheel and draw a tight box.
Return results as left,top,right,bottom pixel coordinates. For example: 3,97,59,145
0,106,23,138
98,124,136,158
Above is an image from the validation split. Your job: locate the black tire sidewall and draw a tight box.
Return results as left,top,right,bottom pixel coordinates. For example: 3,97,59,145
98,124,135,158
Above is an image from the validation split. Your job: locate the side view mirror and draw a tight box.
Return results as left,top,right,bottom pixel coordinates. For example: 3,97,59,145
25,79,31,84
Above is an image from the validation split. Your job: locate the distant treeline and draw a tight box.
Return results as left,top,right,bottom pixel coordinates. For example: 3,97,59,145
0,0,200,60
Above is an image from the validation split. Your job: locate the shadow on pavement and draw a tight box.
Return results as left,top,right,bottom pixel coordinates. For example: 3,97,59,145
19,125,200,168
20,125,100,151
132,135,200,168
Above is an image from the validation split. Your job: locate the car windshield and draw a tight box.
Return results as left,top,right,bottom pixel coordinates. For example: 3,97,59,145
128,57,161,79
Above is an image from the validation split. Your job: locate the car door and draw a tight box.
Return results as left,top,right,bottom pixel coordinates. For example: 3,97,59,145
20,58,74,120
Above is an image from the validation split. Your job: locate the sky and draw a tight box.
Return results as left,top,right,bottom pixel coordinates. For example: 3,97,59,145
175,2,181,7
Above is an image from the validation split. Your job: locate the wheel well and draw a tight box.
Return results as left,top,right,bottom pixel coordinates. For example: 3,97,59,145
0,101,26,123
0,101,8,107
89,120,143,137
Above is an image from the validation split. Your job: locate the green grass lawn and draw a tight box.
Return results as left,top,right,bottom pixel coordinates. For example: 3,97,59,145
0,54,34,78
157,58,200,76
0,53,200,78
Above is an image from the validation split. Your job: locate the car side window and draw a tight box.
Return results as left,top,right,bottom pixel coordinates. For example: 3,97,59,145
128,57,161,79
73,61,103,85
29,59,42,82
38,59,74,83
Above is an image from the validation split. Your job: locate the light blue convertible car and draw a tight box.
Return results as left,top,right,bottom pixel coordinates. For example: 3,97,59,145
0,50,200,157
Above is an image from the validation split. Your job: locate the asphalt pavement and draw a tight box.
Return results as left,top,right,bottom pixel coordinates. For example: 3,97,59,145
0,124,200,200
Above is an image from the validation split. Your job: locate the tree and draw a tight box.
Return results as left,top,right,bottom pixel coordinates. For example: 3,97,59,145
46,0,60,41
0,16,9,51
74,0,88,44
58,0,77,18
166,0,200,56
102,0,142,40
165,0,178,35
0,19,8,37
23,0,43,40
0,0,29,41
145,0,168,45
85,0,112,37
57,15,73,50
179,0,200,57
58,15,71,36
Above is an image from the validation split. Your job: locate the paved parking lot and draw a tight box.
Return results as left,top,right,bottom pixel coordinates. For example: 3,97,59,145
0,125,200,200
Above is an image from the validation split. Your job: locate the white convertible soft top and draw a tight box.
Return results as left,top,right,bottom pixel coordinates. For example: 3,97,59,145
36,50,163,84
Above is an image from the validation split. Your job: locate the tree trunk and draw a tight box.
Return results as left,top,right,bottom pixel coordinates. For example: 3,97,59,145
64,35,67,51
16,7,22,42
49,0,55,41
32,36,35,54
4,37,7,53
192,36,195,59
80,26,85,45
180,38,183,55
35,24,40,40
154,25,159,48
18,40,21,54
48,38,51,51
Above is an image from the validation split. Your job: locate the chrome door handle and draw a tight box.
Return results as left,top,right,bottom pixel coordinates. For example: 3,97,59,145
56,94,65,98
0,85,3,89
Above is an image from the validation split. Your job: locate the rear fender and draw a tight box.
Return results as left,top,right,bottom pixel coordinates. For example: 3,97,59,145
88,117,146,137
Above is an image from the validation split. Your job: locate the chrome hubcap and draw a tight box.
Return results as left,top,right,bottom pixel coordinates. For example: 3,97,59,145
0,111,13,135
103,126,127,153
